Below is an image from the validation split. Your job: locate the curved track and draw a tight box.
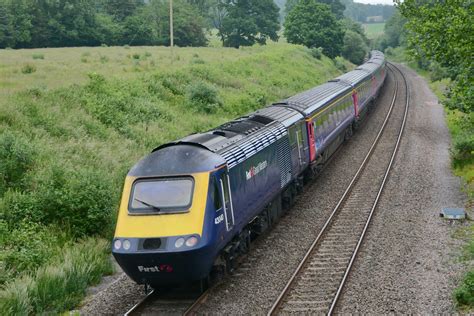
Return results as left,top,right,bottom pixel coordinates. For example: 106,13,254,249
123,63,409,316
267,63,409,315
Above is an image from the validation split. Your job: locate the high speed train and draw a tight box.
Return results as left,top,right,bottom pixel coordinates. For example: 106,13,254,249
112,51,386,287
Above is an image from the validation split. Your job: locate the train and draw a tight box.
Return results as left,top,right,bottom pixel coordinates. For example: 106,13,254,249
112,51,387,288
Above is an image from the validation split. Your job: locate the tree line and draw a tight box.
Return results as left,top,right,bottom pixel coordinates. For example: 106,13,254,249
0,0,281,49
0,0,371,65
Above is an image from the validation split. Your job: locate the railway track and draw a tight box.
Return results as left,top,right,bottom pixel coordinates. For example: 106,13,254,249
124,283,211,316
267,63,409,315
123,63,408,316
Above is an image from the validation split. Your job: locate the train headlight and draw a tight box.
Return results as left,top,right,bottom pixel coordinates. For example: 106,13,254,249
185,236,198,247
114,239,122,250
175,237,185,248
123,239,131,250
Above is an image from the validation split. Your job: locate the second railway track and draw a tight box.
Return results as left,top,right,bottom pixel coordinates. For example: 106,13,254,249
268,63,410,315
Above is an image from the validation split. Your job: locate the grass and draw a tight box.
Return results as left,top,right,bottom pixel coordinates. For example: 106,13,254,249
387,46,474,311
0,43,350,314
0,238,113,315
362,23,385,39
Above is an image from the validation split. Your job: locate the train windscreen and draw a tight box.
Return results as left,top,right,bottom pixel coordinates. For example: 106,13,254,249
129,177,194,214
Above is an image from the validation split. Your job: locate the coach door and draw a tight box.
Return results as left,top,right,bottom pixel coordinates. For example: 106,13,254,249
218,170,235,231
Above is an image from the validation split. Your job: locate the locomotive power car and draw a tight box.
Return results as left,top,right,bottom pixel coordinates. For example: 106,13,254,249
112,51,387,287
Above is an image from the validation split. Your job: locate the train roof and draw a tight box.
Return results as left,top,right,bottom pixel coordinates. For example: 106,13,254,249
154,114,288,169
276,81,351,116
129,144,226,176
333,69,371,85
356,62,381,73
253,106,304,127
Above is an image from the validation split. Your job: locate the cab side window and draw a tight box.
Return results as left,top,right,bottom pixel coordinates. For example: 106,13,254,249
220,173,230,205
212,177,222,210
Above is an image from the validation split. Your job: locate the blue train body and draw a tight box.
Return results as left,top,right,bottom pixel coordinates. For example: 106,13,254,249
112,51,387,287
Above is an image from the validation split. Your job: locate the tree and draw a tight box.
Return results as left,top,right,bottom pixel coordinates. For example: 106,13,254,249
286,0,345,19
342,18,369,46
284,0,344,58
0,2,14,48
383,10,406,48
131,0,208,47
105,0,145,22
219,0,280,48
397,0,473,113
342,30,368,64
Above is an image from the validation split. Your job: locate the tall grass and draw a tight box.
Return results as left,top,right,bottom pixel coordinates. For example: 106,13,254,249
0,238,113,315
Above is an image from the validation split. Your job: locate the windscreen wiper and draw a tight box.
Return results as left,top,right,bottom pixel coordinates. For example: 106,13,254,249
134,198,162,212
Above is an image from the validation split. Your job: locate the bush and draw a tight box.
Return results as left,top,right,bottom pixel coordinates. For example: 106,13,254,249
186,81,222,113
310,47,323,60
0,132,35,196
452,133,474,166
100,55,109,63
32,53,44,60
384,46,394,56
83,73,162,135
429,62,450,82
0,238,113,315
132,53,140,60
21,64,36,74
191,58,205,65
0,221,66,283
333,56,347,72
455,270,474,308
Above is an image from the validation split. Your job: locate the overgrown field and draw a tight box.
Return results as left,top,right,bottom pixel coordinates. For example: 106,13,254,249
0,43,350,314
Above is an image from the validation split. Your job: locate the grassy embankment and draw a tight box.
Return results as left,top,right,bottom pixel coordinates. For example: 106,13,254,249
0,43,350,314
362,23,385,40
387,47,474,310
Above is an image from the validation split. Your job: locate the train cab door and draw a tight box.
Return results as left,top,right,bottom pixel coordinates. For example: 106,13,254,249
217,169,235,231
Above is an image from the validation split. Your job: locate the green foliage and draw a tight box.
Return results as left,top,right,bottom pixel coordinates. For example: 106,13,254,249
286,0,345,19
0,221,66,284
1,163,117,238
284,0,344,58
333,56,346,72
31,53,43,60
342,30,368,65
310,47,323,60
376,10,406,51
397,0,473,114
0,238,113,315
342,18,369,45
453,226,474,309
21,63,36,74
218,0,280,48
0,0,208,49
186,81,222,113
0,131,35,196
455,271,474,308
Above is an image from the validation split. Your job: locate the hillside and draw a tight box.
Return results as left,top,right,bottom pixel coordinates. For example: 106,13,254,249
0,43,351,314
